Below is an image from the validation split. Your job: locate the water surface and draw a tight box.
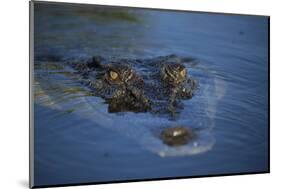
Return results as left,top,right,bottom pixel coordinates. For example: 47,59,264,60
33,3,269,186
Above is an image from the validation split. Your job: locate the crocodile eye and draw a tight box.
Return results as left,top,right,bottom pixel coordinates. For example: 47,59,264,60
180,69,186,77
109,71,118,80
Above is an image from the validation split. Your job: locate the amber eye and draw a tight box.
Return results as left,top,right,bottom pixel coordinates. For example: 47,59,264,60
109,71,118,80
180,69,186,77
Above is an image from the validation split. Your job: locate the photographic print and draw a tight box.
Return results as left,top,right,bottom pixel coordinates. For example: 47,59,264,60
30,1,269,188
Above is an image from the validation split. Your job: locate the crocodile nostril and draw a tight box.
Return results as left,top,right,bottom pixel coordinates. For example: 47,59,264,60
161,126,195,146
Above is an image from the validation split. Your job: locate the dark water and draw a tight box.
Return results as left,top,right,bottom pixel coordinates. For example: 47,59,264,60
33,3,269,186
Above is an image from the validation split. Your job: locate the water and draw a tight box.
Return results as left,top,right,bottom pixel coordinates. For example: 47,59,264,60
32,2,269,186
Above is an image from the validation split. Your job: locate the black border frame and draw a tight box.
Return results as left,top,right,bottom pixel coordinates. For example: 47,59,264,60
29,1,270,188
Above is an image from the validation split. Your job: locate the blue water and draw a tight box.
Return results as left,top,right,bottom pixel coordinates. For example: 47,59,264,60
33,2,269,187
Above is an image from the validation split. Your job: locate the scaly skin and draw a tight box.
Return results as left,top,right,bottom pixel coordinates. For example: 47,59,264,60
139,56,198,118
160,63,198,117
95,63,151,113
72,59,151,113
70,55,198,116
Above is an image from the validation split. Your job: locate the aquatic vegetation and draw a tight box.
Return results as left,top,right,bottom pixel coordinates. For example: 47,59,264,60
74,7,141,23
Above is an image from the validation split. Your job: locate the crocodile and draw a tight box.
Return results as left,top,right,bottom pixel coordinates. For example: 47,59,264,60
35,54,201,147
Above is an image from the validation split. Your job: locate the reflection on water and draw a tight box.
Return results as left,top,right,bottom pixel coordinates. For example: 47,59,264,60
33,2,268,187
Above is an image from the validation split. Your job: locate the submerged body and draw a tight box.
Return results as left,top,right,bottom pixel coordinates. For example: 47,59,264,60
69,55,199,145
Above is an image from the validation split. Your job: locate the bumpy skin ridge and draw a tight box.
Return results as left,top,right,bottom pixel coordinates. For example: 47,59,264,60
70,54,198,117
